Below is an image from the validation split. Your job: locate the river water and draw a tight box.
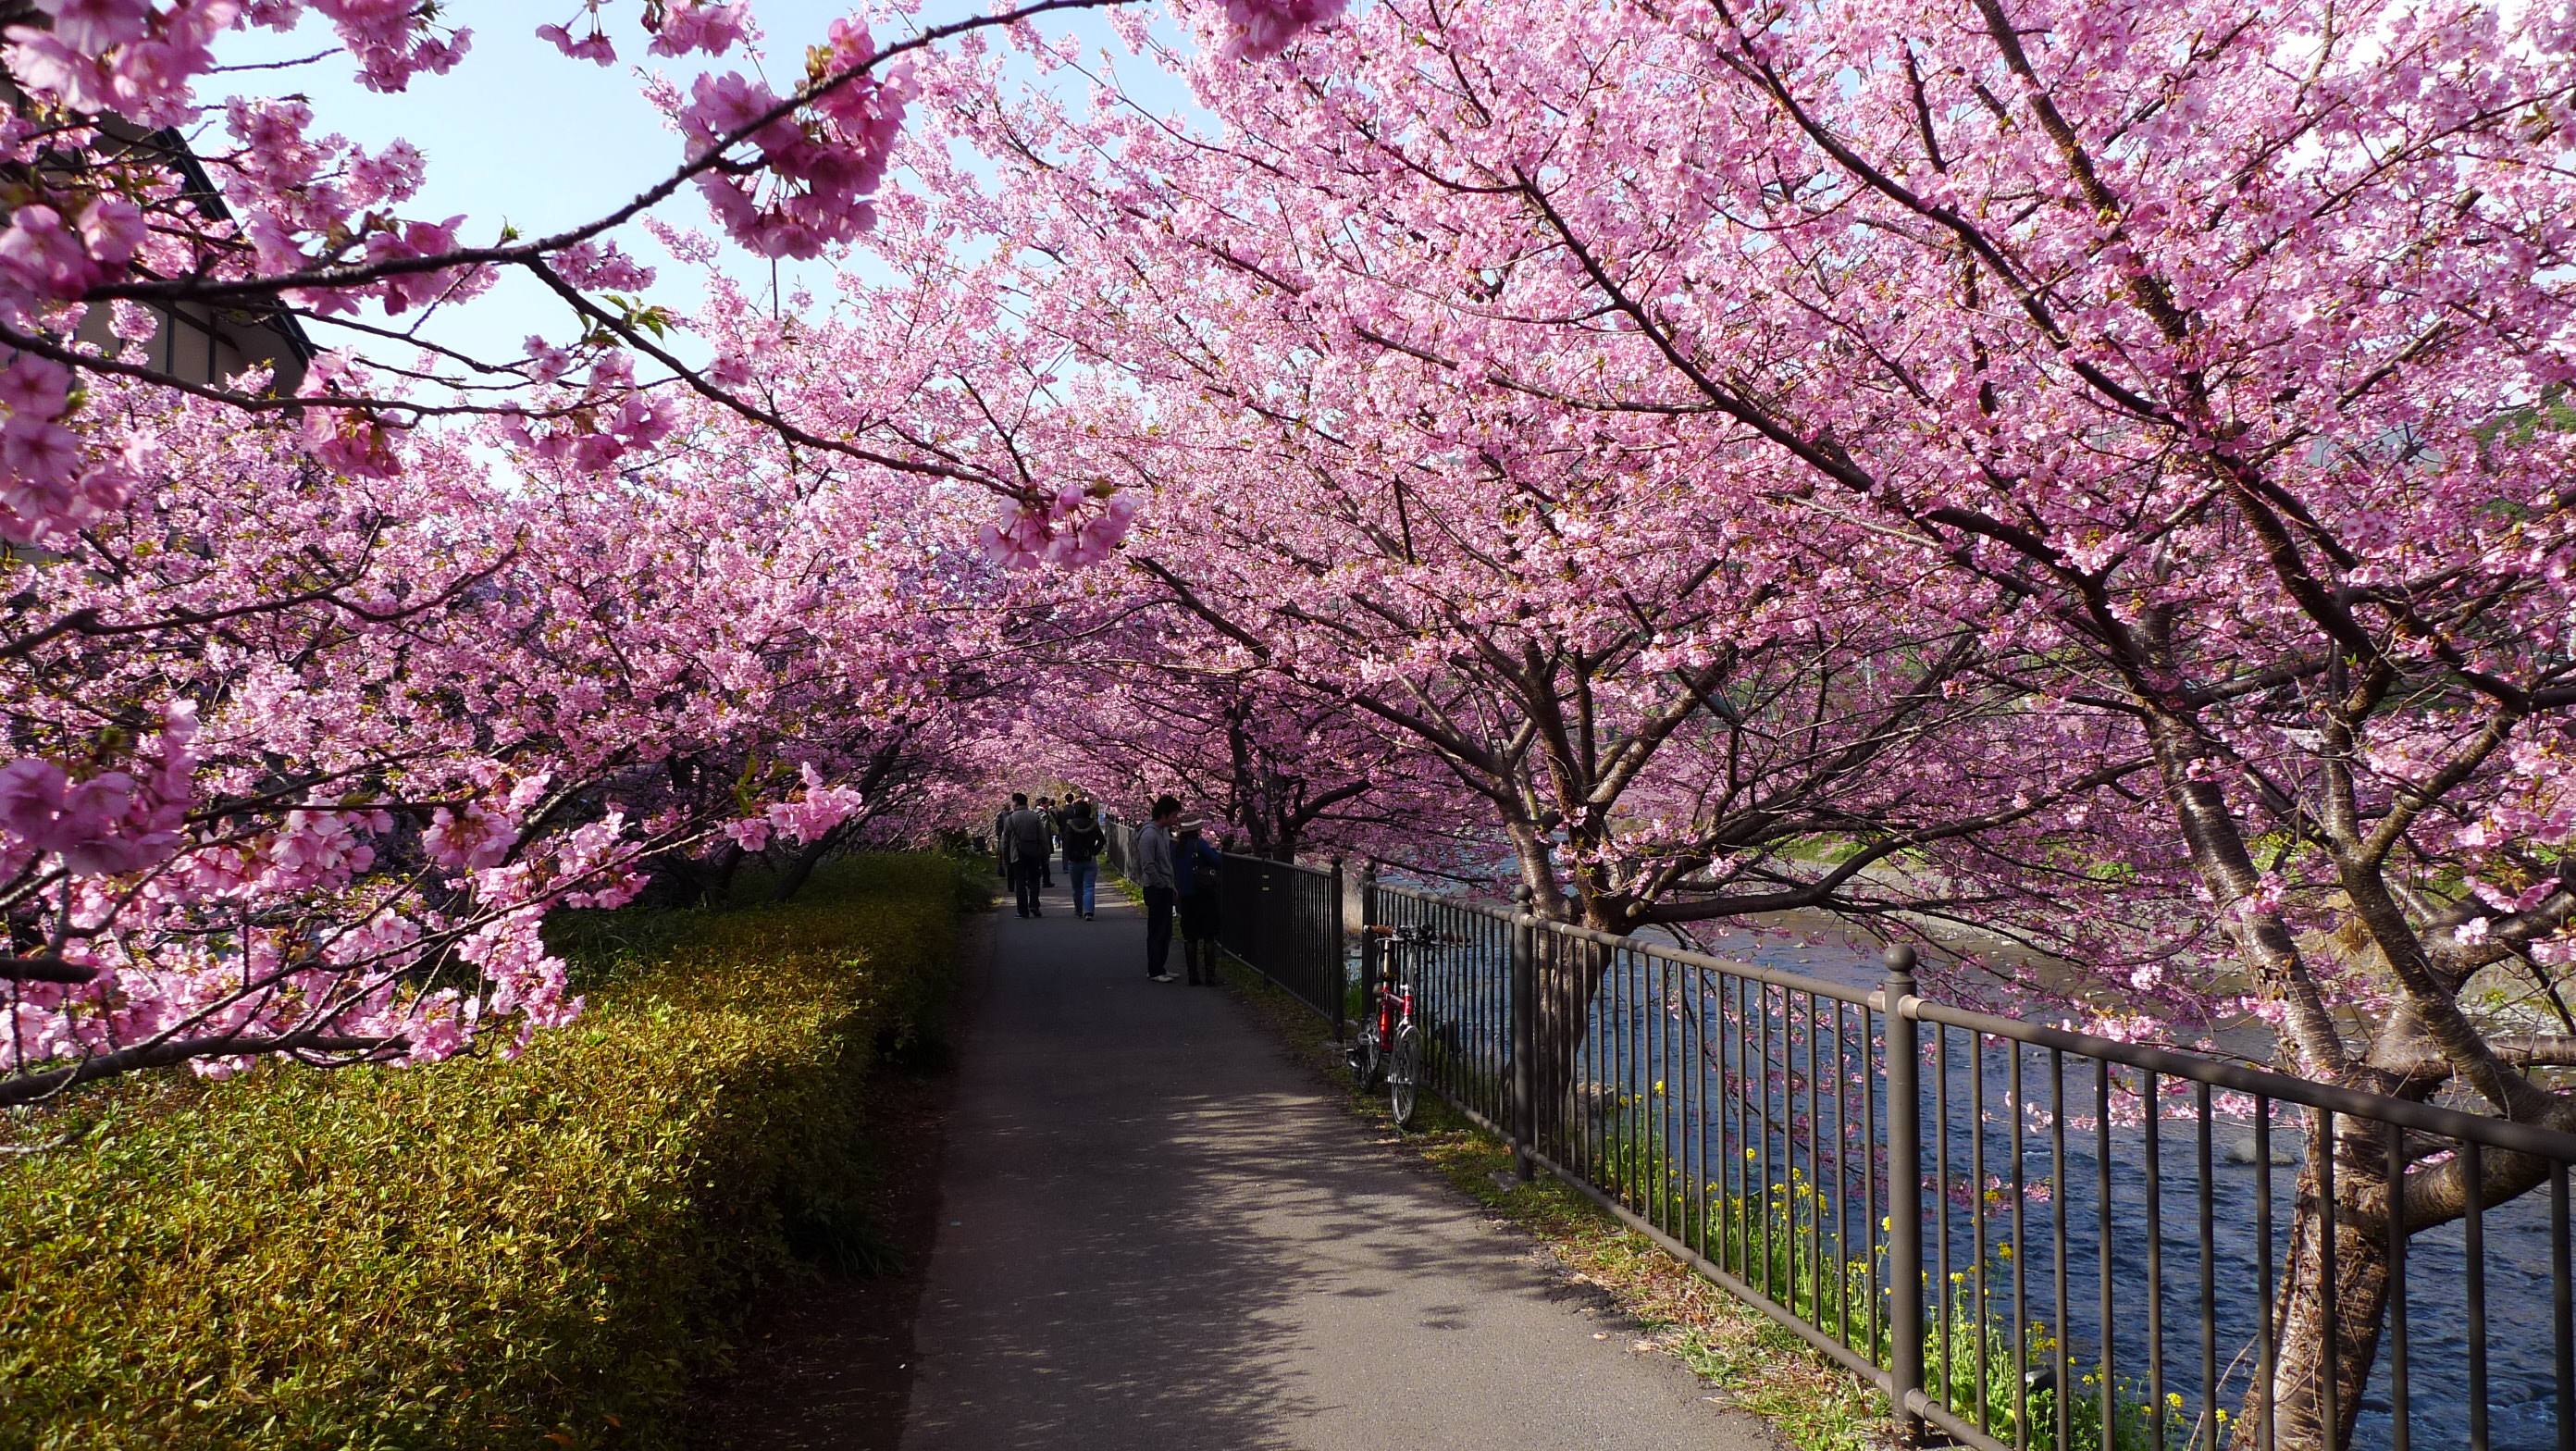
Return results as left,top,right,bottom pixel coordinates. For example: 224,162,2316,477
1373,905,2570,1449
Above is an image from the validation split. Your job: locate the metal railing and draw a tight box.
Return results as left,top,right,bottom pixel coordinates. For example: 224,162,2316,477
1104,816,1135,882
1213,854,1344,1033
1211,853,2576,1451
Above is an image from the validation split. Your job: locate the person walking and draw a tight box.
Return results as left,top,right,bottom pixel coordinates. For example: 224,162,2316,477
1173,818,1225,985
1001,792,1050,919
994,800,1012,881
1135,795,1182,982
1035,796,1058,887
1058,800,1107,921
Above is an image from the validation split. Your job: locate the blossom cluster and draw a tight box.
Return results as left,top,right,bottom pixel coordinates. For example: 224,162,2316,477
1215,0,1344,58
0,702,193,880
977,485,1141,569
0,368,985,1100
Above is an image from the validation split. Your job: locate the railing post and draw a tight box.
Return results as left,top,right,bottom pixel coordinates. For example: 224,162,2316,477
1258,862,1278,980
1882,943,1925,1446
1511,884,1537,1184
1220,853,1239,962
1356,861,1380,1045
1329,857,1346,1042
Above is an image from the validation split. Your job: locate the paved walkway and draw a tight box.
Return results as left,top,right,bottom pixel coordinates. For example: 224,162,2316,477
898,872,1779,1451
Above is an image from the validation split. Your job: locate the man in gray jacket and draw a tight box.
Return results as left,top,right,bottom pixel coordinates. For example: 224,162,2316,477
1135,795,1183,982
1001,793,1052,918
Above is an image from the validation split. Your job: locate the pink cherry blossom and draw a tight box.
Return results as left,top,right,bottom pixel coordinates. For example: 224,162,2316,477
535,21,615,66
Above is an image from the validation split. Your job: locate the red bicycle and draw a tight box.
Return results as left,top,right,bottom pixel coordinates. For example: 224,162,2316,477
1349,924,1437,1129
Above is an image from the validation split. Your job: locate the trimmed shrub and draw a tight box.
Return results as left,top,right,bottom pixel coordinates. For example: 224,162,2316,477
0,852,969,1451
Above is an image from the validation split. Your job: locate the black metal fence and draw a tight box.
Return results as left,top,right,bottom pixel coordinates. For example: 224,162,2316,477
1145,843,2576,1451
1103,816,1135,883
1212,854,1344,1029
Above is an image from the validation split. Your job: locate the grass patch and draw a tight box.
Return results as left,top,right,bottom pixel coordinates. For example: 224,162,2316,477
0,852,981,1451
1217,956,1892,1451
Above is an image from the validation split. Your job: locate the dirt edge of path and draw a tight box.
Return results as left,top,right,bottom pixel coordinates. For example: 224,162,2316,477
687,909,992,1451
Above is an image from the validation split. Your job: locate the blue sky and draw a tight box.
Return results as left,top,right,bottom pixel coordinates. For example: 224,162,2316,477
206,2,1208,376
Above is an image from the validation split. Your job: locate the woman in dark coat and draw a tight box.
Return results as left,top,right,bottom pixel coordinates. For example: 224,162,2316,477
1173,819,1225,985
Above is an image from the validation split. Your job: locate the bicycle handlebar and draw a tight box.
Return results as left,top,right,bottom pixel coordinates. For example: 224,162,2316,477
1361,924,1456,946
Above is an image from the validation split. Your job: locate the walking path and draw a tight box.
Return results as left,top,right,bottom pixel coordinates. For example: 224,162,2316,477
898,872,1780,1450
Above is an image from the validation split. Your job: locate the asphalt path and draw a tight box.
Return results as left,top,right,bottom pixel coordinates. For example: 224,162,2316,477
897,869,1780,1451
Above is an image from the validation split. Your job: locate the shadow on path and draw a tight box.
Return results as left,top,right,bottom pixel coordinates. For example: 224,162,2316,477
899,874,1778,1451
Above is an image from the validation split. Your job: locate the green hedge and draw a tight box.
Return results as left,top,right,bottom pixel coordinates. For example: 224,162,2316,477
0,852,974,1451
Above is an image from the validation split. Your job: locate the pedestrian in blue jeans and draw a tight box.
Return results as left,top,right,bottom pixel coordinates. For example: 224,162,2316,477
1059,800,1106,920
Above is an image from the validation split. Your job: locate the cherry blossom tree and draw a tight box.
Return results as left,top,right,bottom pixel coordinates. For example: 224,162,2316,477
0,371,983,1100
1349,6,2576,1439
889,12,2154,1099
902,0,2576,1441
1018,621,1461,865
12,0,2570,1438
0,0,1344,1098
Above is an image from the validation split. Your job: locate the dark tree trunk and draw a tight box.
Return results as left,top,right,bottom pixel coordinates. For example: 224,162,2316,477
2235,1117,2561,1451
631,842,745,909
1530,930,1616,1145
772,818,860,904
1500,821,1640,1118
2235,1115,2393,1451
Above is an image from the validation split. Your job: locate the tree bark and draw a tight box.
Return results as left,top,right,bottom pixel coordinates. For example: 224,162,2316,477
1528,928,1616,1144
634,841,744,909
2235,1116,2394,1450
772,817,860,904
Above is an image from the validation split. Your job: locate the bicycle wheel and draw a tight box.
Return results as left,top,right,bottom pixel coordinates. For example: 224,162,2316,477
1388,1019,1424,1130
1348,1013,1384,1089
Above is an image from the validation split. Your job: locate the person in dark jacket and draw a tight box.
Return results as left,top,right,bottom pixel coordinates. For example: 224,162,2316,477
1136,795,1181,981
1058,800,1107,921
1173,818,1225,985
1035,795,1058,887
999,793,1051,918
